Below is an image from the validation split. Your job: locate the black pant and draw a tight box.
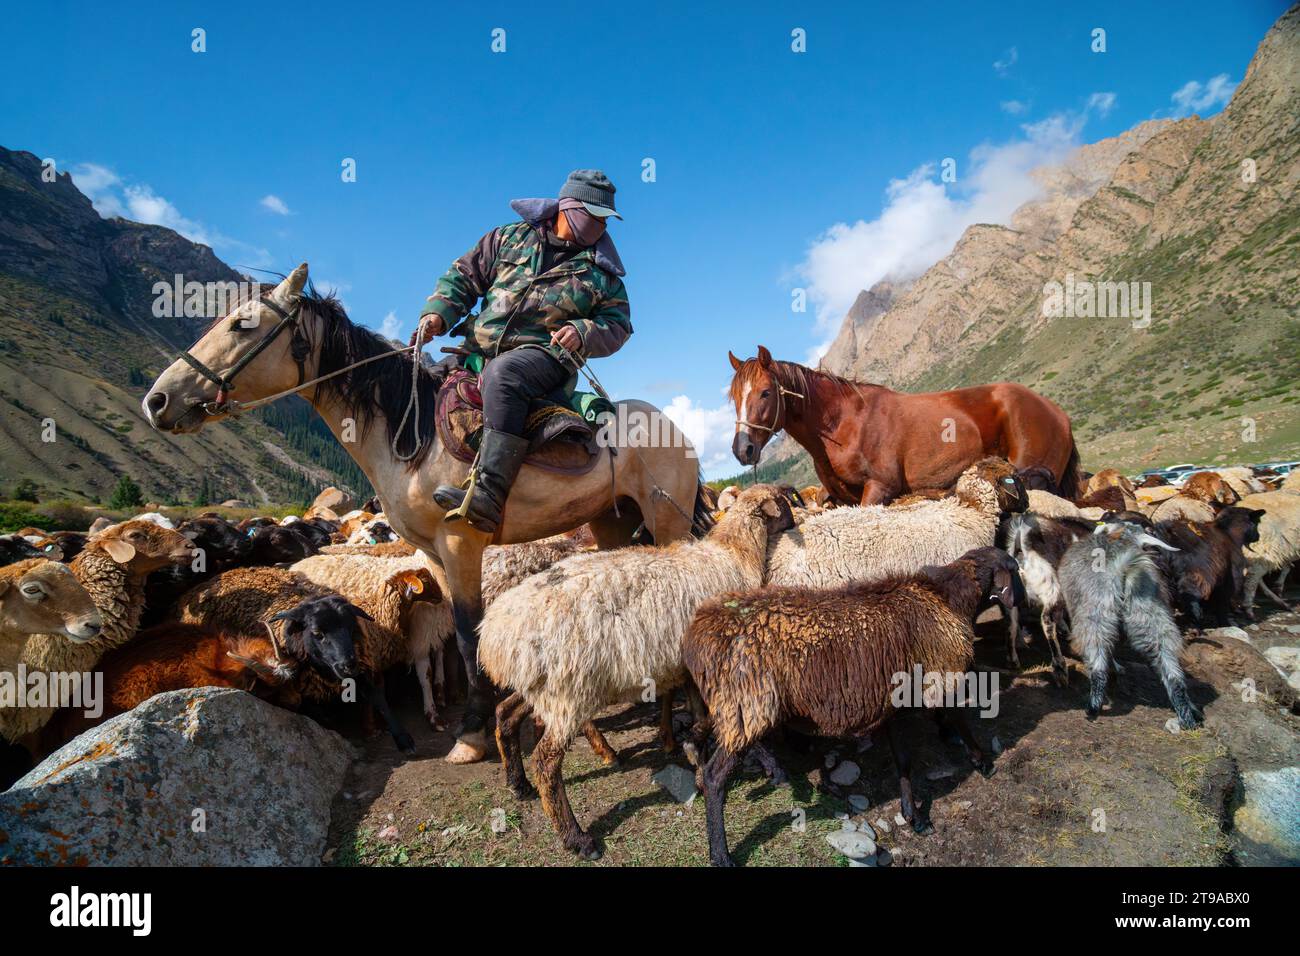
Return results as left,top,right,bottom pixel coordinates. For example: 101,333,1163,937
480,347,572,435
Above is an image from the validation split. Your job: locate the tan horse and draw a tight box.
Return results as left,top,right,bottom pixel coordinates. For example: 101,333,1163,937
143,263,705,762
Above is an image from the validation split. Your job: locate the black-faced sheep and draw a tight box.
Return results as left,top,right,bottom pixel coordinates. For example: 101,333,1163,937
1235,491,1300,618
683,546,1022,867
477,484,794,859
0,535,53,567
173,564,437,752
1057,523,1201,729
142,513,255,625
291,551,451,728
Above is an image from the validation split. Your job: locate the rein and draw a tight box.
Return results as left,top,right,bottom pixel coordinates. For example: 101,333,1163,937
178,295,421,423
179,296,309,412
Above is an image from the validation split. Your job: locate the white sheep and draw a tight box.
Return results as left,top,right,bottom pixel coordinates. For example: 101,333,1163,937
766,458,1026,588
1236,491,1300,617
477,484,794,859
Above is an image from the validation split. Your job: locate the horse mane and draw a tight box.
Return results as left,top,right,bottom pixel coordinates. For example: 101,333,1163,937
728,357,874,411
294,285,440,468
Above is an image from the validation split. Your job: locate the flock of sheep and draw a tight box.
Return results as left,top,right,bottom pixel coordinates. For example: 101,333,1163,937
1,459,1298,866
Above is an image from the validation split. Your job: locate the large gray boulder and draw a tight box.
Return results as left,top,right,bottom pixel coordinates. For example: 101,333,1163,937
0,688,353,865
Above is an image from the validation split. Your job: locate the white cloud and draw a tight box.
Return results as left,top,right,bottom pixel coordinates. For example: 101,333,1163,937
796,101,1110,363
1086,92,1116,117
121,184,212,244
993,47,1018,77
1170,74,1237,118
315,278,352,311
69,163,125,216
660,395,737,479
69,162,272,267
260,194,291,215
378,310,401,341
1000,99,1029,115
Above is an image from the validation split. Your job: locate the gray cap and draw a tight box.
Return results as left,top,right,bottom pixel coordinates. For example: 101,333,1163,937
559,169,622,220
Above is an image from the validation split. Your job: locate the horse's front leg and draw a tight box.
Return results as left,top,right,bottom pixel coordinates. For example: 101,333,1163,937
437,527,493,764
859,478,896,506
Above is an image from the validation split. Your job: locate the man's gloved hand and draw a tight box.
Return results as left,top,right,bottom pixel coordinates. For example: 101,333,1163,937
409,314,446,347
550,324,582,353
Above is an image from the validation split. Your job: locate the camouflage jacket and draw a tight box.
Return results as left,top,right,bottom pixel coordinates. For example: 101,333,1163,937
419,199,632,364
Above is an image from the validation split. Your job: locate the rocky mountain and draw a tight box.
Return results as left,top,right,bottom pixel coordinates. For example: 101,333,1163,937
0,147,371,505
766,6,1300,484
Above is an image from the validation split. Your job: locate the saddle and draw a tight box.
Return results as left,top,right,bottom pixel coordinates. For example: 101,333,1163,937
435,367,614,475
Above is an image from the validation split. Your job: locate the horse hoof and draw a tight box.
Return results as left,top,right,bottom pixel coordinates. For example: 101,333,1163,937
571,837,602,861
977,760,996,779
395,733,417,755
446,739,488,764
912,819,935,836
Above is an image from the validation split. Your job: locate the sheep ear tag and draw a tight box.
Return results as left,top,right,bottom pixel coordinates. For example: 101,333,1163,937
101,538,136,564
400,572,424,599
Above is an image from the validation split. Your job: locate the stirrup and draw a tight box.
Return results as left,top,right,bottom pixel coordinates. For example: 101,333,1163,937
444,470,478,523
443,449,481,523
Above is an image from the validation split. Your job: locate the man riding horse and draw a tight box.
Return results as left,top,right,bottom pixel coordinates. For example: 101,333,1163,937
412,169,631,532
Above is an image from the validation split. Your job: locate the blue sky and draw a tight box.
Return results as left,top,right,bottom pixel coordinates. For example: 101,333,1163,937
1,1,1286,476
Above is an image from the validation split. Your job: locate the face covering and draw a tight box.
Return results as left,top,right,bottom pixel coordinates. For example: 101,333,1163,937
558,197,607,247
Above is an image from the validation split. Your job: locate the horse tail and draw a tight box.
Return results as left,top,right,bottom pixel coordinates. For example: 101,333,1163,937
692,478,717,538
1058,441,1083,500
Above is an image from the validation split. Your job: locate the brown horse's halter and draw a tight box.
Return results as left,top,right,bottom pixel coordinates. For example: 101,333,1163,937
734,371,805,436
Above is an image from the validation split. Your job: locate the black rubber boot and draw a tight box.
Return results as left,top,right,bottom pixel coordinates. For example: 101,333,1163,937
433,428,530,534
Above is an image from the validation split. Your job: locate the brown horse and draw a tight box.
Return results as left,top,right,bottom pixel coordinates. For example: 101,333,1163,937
729,347,1079,505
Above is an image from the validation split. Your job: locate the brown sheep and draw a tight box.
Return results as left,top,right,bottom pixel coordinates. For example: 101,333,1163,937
8,521,194,743
1150,471,1240,523
45,624,291,745
1,560,101,673
684,547,1022,866
174,564,438,701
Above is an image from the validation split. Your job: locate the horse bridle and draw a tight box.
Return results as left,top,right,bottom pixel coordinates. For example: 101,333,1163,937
177,295,311,414
735,374,804,436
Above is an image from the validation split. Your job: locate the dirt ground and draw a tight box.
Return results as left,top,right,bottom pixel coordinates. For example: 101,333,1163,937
325,590,1300,868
